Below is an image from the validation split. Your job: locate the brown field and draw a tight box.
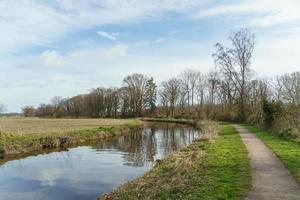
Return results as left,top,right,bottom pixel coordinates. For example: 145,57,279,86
0,117,134,135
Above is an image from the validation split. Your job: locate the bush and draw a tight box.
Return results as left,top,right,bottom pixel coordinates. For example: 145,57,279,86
262,99,282,128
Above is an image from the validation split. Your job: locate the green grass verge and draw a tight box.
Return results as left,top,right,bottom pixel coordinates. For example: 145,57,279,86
193,124,251,200
242,125,300,183
99,123,251,200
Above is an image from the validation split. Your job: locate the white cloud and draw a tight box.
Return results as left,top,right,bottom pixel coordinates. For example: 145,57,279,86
0,1,74,53
102,44,128,58
154,38,165,44
1,0,299,54
40,50,67,67
21,44,128,69
2,43,213,112
253,32,300,77
193,0,300,27
1,0,300,112
0,0,203,53
194,3,263,18
97,31,117,41
135,37,166,47
1,0,299,55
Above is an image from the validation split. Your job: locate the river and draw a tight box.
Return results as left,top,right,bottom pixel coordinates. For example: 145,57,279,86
0,122,199,200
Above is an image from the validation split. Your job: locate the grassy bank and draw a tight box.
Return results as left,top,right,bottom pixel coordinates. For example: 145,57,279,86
99,123,251,200
140,118,208,131
140,118,194,124
0,118,141,158
242,125,300,183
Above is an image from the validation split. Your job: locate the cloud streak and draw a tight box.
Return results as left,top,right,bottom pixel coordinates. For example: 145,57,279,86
97,31,117,41
193,0,300,27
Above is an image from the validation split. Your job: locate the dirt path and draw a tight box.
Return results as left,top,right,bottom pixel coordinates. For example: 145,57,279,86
233,125,300,200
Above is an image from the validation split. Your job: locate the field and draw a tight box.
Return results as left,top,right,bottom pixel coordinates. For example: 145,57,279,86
0,117,134,135
0,117,141,157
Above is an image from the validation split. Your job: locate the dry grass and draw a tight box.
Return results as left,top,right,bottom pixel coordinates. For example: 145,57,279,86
99,123,251,200
0,117,133,135
98,121,227,200
0,118,141,158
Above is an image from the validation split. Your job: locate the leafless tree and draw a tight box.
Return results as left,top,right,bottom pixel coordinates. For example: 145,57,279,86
276,72,300,105
195,72,206,107
22,106,36,117
159,78,181,118
274,72,300,131
179,69,200,107
213,29,255,121
123,74,149,117
207,69,220,105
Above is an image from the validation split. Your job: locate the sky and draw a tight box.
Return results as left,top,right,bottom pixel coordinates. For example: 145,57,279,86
0,0,300,112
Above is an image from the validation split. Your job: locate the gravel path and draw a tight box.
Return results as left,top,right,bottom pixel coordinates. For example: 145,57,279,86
233,125,300,200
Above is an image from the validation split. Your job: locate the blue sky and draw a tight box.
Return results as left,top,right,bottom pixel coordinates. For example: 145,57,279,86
0,0,300,112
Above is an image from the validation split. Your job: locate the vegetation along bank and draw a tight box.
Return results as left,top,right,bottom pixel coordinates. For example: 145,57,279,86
0,118,142,159
99,122,251,200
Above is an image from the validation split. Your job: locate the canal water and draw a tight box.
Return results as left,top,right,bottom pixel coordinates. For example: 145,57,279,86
0,123,199,200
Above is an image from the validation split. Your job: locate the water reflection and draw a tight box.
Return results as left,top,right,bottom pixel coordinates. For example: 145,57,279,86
0,123,199,200
93,123,198,167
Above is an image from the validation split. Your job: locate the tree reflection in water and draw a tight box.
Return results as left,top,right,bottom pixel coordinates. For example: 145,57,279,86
0,123,200,200
92,123,199,167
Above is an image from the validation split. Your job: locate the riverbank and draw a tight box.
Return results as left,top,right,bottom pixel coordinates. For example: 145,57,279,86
99,122,251,200
242,125,300,183
140,118,195,124
0,118,142,158
140,118,208,132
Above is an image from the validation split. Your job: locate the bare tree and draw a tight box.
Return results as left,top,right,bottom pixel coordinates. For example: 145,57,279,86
179,69,200,107
213,29,255,121
159,85,170,117
207,69,220,105
123,74,149,117
276,72,300,105
248,79,270,123
179,72,190,107
160,78,181,118
274,72,300,131
22,106,36,117
51,96,64,117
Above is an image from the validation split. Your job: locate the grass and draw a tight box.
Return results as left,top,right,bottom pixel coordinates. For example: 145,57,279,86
0,117,135,135
242,125,300,183
141,118,195,124
99,123,251,200
0,118,141,157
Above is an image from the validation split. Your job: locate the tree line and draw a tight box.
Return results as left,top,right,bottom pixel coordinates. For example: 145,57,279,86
22,29,300,137
23,74,157,118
